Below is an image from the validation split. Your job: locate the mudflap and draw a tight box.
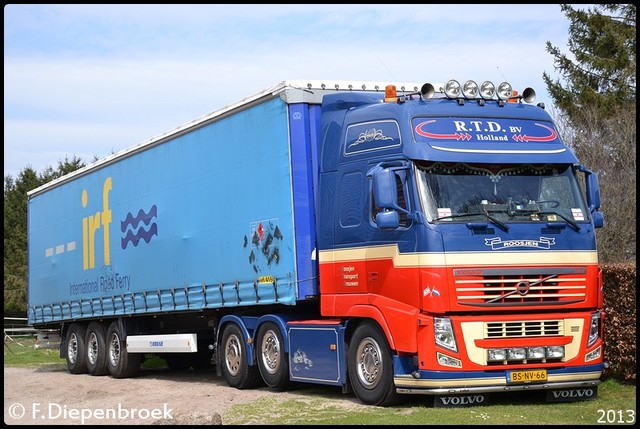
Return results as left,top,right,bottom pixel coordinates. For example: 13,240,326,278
546,386,598,402
434,394,490,408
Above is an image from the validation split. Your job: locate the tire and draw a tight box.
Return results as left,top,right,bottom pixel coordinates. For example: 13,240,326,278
85,321,110,376
256,322,291,389
65,323,88,374
106,320,142,379
347,321,401,406
220,323,263,389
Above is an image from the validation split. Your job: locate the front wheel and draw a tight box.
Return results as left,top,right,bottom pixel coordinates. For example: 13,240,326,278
347,321,401,406
220,323,263,389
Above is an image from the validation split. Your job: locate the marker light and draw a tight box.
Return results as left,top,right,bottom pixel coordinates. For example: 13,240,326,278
384,85,398,103
462,80,479,98
444,80,462,98
497,82,513,100
480,81,496,99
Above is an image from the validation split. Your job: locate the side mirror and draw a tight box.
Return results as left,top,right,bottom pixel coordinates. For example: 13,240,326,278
368,165,401,230
376,210,400,229
370,166,397,209
579,165,605,229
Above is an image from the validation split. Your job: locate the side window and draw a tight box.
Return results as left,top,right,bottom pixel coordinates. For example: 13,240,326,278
371,170,409,227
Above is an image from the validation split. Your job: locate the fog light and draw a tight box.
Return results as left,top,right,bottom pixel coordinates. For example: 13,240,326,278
527,347,546,359
546,346,565,359
437,352,462,368
585,346,601,362
507,348,527,360
487,348,507,362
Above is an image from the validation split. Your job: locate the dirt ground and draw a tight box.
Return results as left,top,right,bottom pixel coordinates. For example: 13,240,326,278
4,365,363,425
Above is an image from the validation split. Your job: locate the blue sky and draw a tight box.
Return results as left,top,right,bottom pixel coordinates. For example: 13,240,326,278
4,4,577,179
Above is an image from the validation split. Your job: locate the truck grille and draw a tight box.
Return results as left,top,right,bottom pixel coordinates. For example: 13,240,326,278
485,320,563,337
453,267,587,307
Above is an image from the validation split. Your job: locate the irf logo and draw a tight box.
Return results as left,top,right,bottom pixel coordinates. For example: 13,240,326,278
81,177,112,270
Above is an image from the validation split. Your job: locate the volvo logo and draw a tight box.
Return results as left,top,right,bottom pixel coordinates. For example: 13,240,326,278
516,281,531,296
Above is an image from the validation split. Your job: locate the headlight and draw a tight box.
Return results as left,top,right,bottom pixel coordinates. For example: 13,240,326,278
588,312,600,347
434,317,457,352
546,346,565,359
527,346,546,359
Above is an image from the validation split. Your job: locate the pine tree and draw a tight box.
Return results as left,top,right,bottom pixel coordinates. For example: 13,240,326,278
543,4,636,121
3,157,86,315
544,4,636,263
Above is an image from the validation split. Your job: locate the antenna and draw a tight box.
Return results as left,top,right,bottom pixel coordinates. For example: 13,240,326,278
378,56,397,82
496,66,508,82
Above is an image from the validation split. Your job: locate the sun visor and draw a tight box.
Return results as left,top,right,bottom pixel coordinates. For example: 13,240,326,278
411,117,578,163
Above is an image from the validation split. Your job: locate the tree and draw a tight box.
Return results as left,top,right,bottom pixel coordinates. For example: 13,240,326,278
544,4,636,263
544,4,636,121
3,156,86,315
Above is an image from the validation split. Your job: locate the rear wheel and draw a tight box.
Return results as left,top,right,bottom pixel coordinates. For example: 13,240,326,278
106,320,142,378
65,323,88,374
86,321,109,376
220,323,262,389
347,321,401,406
256,322,291,389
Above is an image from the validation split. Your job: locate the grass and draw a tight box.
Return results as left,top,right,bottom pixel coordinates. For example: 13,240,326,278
5,336,636,425
3,335,66,369
223,380,637,425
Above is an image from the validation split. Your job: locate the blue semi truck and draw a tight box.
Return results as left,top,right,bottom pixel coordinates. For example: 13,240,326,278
27,80,605,406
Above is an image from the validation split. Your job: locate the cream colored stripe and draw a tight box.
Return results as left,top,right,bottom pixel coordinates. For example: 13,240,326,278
319,245,598,267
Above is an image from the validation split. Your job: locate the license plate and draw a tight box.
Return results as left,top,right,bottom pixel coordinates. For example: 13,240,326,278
507,369,547,383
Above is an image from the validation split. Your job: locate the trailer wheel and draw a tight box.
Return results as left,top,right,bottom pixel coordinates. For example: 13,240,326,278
220,323,262,389
65,323,88,374
106,321,142,379
256,322,291,389
347,321,401,406
85,321,109,376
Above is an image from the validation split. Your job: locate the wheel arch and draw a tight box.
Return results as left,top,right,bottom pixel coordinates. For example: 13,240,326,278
217,315,258,368
343,305,396,351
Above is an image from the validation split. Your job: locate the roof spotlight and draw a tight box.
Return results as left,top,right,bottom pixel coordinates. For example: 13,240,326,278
444,80,461,98
462,80,479,98
497,82,513,100
480,81,495,99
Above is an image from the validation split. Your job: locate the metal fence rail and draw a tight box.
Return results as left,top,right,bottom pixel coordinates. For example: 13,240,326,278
4,317,60,350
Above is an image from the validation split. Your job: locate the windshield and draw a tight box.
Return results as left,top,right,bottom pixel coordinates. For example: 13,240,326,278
415,162,589,225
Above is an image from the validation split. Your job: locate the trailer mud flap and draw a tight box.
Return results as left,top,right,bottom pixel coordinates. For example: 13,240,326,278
434,394,489,408
546,387,597,402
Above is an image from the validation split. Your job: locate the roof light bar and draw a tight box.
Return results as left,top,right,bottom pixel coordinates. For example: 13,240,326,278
419,79,536,104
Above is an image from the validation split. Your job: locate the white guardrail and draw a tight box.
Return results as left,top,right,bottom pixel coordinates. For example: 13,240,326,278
4,317,60,349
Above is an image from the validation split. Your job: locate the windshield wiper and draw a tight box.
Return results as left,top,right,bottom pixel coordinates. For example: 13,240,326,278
537,211,581,231
434,212,509,232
